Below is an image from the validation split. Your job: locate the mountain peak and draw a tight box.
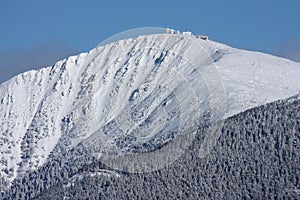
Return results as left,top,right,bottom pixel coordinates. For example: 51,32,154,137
1,32,300,189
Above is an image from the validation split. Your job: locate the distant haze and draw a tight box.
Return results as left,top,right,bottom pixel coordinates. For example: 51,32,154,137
0,42,78,84
273,39,300,62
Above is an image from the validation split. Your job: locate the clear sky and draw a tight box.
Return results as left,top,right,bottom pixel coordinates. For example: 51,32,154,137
0,0,300,83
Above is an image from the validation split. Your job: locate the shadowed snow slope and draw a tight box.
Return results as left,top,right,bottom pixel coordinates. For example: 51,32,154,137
0,33,300,188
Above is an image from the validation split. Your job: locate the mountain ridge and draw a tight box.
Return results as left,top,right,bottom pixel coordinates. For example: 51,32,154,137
1,32,300,190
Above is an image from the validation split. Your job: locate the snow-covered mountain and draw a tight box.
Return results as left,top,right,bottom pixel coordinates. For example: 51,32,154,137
1,31,300,189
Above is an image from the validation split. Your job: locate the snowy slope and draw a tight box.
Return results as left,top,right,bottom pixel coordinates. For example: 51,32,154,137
0,32,300,188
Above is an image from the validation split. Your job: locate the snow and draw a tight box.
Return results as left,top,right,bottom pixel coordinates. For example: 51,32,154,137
217,47,300,117
0,31,300,188
64,169,121,188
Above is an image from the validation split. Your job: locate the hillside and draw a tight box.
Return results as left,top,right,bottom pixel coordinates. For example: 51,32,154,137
0,31,300,198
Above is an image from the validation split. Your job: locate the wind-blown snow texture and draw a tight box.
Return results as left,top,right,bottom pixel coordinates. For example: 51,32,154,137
0,32,300,192
33,95,300,199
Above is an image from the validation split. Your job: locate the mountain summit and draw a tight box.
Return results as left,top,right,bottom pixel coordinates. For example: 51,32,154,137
1,31,300,191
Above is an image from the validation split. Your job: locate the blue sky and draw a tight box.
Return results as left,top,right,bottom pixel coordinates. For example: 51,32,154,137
0,0,300,83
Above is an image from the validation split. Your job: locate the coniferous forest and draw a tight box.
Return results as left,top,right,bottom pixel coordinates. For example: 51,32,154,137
2,95,300,199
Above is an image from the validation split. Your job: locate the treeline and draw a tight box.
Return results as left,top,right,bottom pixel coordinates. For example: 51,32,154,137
2,95,300,199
